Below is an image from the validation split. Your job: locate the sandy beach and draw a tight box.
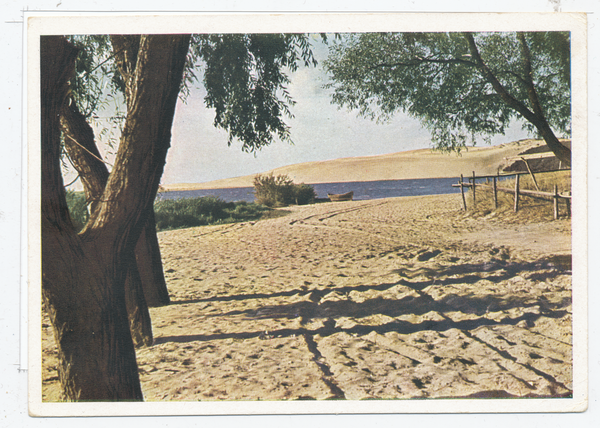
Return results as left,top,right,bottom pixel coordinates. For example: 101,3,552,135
42,192,572,401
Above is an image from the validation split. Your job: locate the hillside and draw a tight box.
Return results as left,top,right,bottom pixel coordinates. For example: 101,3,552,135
161,139,554,191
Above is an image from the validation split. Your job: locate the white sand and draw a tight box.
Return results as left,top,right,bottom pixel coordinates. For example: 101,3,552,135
40,192,572,401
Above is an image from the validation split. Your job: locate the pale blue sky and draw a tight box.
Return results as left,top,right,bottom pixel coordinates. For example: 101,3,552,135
160,37,532,186
64,36,533,189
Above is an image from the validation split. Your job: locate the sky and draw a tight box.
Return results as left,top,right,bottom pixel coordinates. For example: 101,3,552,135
158,36,532,186
65,35,533,189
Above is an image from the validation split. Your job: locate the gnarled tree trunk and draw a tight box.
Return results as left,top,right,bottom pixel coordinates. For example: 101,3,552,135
60,96,165,348
42,34,190,400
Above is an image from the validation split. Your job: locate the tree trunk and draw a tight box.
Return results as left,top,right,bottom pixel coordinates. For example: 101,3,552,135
60,95,168,350
123,250,153,347
136,210,170,306
42,35,143,401
60,103,153,347
516,32,572,167
42,34,190,400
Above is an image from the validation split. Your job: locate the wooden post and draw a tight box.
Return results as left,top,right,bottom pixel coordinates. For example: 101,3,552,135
460,174,467,211
472,171,476,207
553,184,559,220
493,176,498,209
566,191,571,218
513,174,520,213
521,157,540,191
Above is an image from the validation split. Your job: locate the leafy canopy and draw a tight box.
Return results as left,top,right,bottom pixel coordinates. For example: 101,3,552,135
67,33,318,155
323,32,571,152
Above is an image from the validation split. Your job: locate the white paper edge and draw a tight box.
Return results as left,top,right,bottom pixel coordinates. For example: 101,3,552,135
26,11,588,417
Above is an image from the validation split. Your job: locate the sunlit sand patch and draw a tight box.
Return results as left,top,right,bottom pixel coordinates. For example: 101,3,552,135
42,193,572,401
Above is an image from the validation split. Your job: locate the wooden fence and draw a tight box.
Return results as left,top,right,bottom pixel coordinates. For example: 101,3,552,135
452,169,571,220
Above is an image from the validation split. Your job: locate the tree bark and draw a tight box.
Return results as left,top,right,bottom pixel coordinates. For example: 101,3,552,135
135,210,170,306
110,34,173,308
42,34,190,400
61,38,172,306
42,35,143,401
60,100,154,347
60,96,167,348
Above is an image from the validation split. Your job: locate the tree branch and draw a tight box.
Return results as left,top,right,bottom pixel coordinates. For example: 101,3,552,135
516,32,571,165
517,32,546,120
463,32,570,166
463,32,540,127
368,56,476,71
83,34,191,244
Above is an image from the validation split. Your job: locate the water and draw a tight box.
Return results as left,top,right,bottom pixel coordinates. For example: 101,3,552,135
158,177,463,203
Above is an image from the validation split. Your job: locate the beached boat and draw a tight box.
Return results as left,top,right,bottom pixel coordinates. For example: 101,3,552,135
328,191,354,202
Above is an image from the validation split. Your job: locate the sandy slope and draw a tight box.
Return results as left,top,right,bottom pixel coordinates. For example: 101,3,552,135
162,139,548,191
42,193,572,401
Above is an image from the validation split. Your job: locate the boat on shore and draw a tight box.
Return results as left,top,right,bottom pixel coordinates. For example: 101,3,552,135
328,191,354,202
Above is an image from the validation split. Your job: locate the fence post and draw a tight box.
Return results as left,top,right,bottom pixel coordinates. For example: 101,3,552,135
460,174,467,210
553,184,559,220
522,157,540,191
472,171,476,207
513,174,520,212
493,176,498,209
566,191,571,218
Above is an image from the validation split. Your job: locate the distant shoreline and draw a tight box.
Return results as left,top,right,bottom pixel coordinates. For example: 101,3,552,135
160,139,549,192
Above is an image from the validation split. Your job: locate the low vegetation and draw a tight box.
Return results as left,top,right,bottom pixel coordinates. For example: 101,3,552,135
253,173,316,207
465,170,571,223
66,192,272,232
153,196,271,231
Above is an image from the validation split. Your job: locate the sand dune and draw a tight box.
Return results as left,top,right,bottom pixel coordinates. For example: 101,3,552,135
162,139,548,191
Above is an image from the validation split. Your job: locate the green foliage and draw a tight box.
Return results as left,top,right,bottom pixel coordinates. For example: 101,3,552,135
67,33,318,157
324,32,571,153
64,35,126,160
253,173,316,207
253,174,295,207
65,190,89,232
189,34,318,152
153,196,270,231
66,35,123,118
294,183,318,205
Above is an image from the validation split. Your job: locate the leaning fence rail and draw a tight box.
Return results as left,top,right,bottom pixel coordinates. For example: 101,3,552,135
452,169,571,220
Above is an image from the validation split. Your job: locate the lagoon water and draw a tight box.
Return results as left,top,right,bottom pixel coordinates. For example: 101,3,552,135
158,177,464,203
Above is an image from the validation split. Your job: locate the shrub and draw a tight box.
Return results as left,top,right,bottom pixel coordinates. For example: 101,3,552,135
294,183,317,205
153,196,270,231
253,173,316,207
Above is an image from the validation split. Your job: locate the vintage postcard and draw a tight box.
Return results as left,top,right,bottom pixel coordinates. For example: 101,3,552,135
27,12,587,416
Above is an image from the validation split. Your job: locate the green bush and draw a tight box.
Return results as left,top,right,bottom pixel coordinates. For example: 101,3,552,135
253,173,316,207
253,173,295,207
153,196,270,231
65,190,89,232
65,191,274,232
294,183,317,205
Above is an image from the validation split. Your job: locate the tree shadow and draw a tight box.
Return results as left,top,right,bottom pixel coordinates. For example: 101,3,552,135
153,301,569,345
171,254,571,306
154,258,571,345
